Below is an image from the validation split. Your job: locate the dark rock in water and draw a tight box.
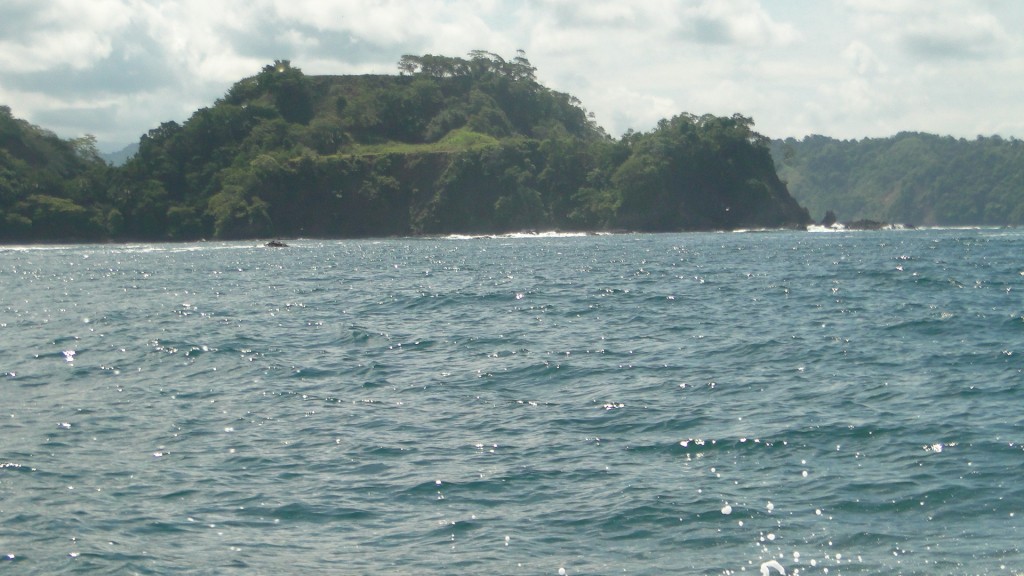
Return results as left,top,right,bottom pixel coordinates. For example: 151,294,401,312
845,219,886,230
821,210,838,228
844,219,915,231
265,240,288,247
819,211,913,230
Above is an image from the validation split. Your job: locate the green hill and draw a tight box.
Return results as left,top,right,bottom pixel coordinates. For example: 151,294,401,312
0,106,111,241
1,52,810,242
771,133,1024,226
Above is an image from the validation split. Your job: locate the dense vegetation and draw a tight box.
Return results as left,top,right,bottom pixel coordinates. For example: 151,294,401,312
0,106,112,241
0,52,809,243
771,133,1024,226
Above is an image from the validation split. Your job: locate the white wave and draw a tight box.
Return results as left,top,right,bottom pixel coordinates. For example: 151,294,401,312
442,230,593,240
806,224,845,232
760,559,786,575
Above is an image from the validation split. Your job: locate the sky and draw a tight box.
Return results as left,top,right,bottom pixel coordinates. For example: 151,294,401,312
2,0,1022,152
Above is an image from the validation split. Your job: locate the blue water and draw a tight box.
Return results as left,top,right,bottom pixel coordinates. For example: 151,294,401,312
1,229,1022,575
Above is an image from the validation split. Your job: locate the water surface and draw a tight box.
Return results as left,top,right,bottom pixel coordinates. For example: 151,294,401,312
2,229,1022,574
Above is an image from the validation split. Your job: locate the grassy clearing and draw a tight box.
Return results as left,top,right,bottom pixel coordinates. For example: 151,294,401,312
350,128,500,156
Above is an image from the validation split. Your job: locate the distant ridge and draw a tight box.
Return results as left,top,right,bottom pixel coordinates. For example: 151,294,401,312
771,133,1024,227
100,143,138,166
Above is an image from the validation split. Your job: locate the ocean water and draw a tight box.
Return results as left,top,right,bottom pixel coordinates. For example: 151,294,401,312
1,229,1022,575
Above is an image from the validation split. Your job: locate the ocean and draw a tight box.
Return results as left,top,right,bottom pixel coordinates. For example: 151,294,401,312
1,228,1022,575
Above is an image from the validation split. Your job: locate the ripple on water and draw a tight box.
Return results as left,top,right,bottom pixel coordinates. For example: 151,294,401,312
2,231,1024,573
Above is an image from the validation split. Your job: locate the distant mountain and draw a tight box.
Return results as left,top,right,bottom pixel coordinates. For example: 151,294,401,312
0,52,810,243
771,133,1024,226
100,143,138,166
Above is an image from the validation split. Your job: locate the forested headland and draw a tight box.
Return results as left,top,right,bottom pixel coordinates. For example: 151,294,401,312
771,133,1024,227
0,51,810,243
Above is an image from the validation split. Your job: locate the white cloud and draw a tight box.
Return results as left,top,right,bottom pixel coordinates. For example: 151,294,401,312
901,11,1008,60
842,41,885,76
845,0,1012,61
559,2,640,26
0,0,133,72
681,0,801,46
1,0,1023,149
592,87,680,137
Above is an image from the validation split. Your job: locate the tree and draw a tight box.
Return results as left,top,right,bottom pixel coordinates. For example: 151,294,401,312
206,186,272,239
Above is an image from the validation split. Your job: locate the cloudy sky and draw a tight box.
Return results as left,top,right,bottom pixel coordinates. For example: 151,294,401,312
2,0,1021,151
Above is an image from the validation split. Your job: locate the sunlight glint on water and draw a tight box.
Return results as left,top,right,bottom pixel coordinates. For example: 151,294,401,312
1,229,1023,574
